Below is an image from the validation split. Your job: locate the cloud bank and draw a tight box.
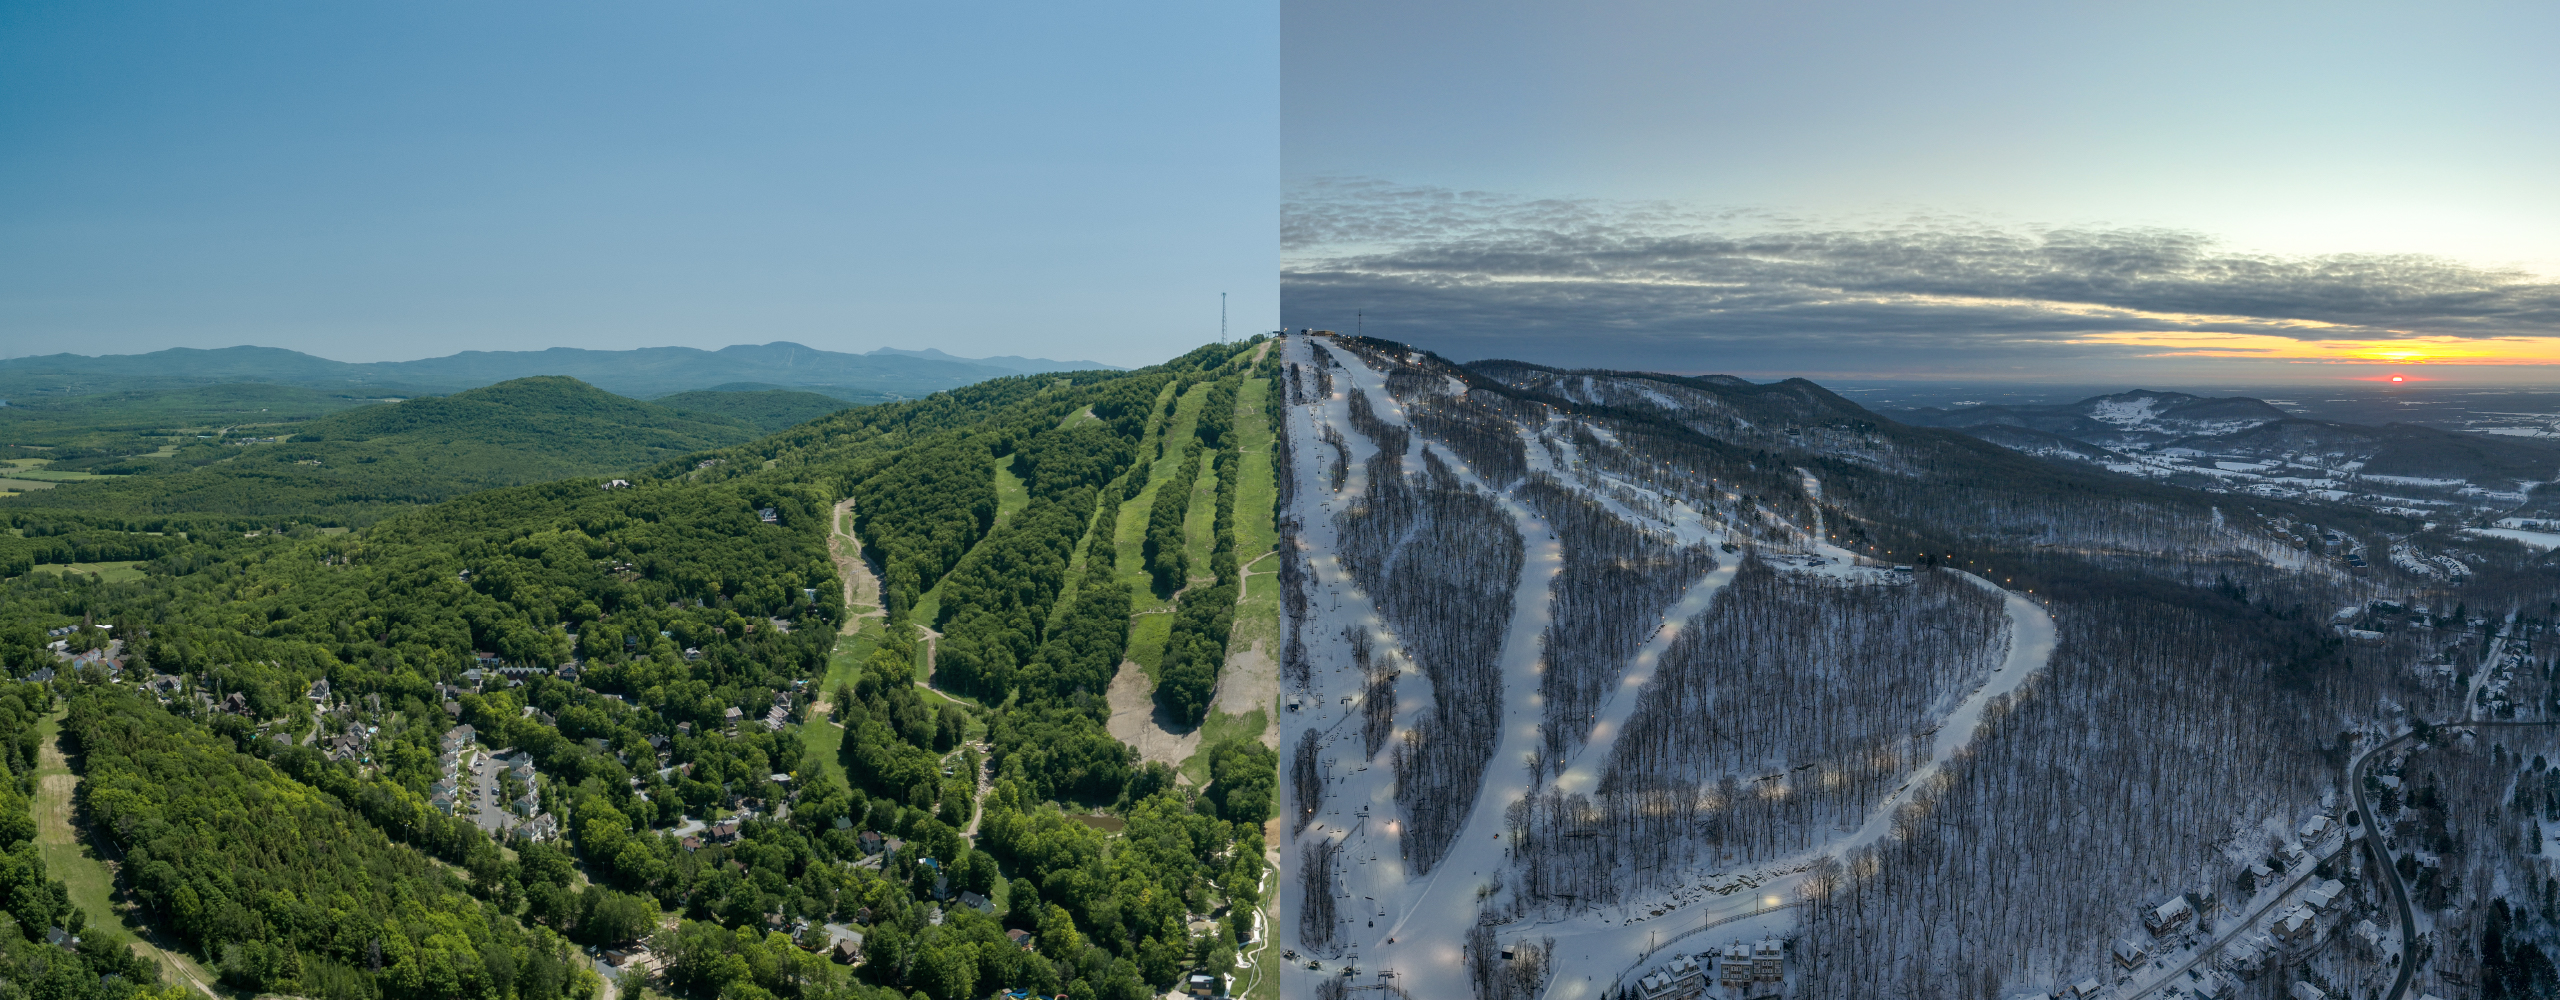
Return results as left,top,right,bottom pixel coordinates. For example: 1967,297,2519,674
1281,180,2560,378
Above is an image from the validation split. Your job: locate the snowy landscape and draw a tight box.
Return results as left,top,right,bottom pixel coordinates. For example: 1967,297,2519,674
1267,333,2560,1000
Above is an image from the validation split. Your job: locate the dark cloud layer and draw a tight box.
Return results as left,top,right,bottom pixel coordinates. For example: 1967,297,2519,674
1281,181,2560,376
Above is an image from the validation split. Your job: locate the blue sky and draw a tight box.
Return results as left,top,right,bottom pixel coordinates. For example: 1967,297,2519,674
0,2,1274,366
1283,0,2560,382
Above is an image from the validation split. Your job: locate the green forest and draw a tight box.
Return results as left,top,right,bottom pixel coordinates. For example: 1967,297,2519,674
0,337,1284,1000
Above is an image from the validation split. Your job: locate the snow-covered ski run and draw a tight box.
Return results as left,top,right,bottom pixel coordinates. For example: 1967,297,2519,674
1275,337,2058,1000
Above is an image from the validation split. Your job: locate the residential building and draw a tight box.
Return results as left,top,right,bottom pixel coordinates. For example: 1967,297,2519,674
1752,938,1782,982
2272,905,2316,942
442,724,476,753
2147,896,2195,936
1720,945,1753,989
2113,937,2148,969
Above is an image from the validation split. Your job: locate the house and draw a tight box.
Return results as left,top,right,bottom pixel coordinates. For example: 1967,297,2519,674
442,724,476,753
555,662,581,681
2304,878,2345,912
221,691,250,714
45,926,77,950
474,651,502,669
830,931,864,964
2191,970,2234,999
766,705,790,731
2272,905,2316,942
601,479,630,490
2070,978,2102,999
1184,973,1225,998
958,891,993,914
2147,895,2195,936
519,813,560,841
308,677,331,703
684,647,704,662
710,820,741,843
2298,815,2332,843
2113,937,2148,969
1636,955,1705,1000
2222,935,2270,977
1006,928,1033,951
1720,945,1753,989
2289,983,2328,1000
860,830,887,855
724,706,745,728
513,792,540,817
2353,919,2383,958
1751,938,1783,982
758,507,780,523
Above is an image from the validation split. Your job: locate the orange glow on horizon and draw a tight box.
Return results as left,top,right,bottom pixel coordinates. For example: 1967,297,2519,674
2068,330,2560,366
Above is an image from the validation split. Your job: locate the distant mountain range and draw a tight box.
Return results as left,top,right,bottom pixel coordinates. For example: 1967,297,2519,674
0,341,1121,402
1887,389,2560,508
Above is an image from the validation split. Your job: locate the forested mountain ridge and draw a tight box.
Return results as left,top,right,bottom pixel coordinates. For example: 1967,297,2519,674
1277,335,2560,1000
0,337,1288,1000
1,376,766,524
0,342,1118,402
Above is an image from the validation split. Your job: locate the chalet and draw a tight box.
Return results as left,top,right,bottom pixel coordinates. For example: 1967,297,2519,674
830,932,864,964
308,677,331,703
1751,939,1783,982
2272,905,2315,942
1636,956,1704,1000
2071,978,2102,999
1006,928,1032,951
2147,895,2195,936
429,780,460,814
474,651,502,670
859,830,887,855
221,691,251,715
2353,919,2383,958
2303,878,2345,912
724,706,745,729
958,891,993,914
710,820,741,844
680,836,704,851
2112,937,2148,969
2298,815,2332,843
555,662,581,681
1719,945,1753,989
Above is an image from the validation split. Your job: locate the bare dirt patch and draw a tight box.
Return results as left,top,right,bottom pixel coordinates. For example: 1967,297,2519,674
1105,659,1200,771
1213,639,1280,749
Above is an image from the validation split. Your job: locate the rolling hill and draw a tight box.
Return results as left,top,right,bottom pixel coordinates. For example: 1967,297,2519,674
2,377,762,522
0,341,1119,402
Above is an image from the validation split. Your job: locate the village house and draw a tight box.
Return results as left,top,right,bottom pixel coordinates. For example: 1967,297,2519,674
2272,905,2316,943
1635,955,1704,1000
2303,878,2345,913
2147,895,2195,936
1719,945,1753,990
2112,937,2148,969
1751,939,1783,983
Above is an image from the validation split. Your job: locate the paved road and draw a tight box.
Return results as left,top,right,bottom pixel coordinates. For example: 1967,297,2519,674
2353,718,2560,1000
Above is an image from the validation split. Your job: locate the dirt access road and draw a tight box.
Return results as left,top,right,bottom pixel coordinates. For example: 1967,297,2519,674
34,712,222,998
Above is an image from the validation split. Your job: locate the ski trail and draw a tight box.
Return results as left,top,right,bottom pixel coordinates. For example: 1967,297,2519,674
1530,559,2057,1000
1548,565,1737,796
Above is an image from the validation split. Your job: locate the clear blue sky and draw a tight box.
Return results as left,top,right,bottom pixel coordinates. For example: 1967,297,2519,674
0,2,1275,366
1283,0,2560,383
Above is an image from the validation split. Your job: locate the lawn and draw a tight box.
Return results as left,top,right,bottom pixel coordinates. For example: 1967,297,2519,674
30,561,147,584
31,712,223,995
